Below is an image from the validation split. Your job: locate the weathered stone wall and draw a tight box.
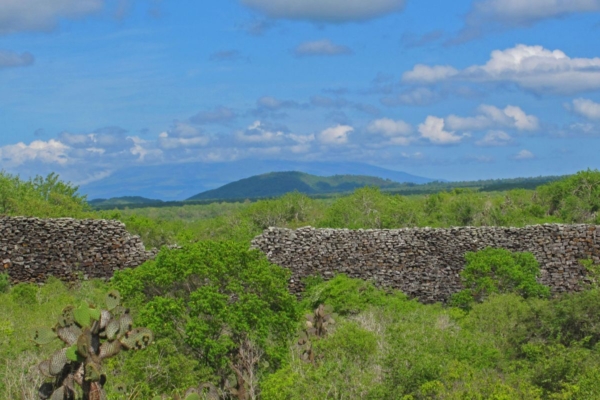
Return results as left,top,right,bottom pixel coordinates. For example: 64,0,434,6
251,224,600,303
1,217,156,284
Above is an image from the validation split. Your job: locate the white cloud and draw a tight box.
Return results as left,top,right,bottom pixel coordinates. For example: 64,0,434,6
240,0,406,22
0,50,34,67
402,65,458,83
476,130,513,146
513,149,535,160
129,136,163,162
319,125,353,145
0,0,104,34
571,98,600,120
295,40,352,56
236,121,285,143
0,139,70,166
446,105,539,132
457,0,600,41
418,116,466,145
158,132,210,149
367,118,412,137
402,44,600,94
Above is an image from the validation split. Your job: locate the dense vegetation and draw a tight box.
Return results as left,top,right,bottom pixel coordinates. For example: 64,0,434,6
1,169,600,399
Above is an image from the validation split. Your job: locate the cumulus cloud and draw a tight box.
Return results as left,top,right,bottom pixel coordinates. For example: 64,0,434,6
402,44,600,94
418,116,466,145
157,122,210,149
129,136,163,162
512,149,535,160
294,40,352,57
236,121,286,143
571,98,600,120
0,50,34,68
0,139,69,166
456,0,600,42
476,130,514,146
319,125,353,145
446,105,539,132
0,0,104,34
240,0,406,22
367,118,412,137
402,65,459,84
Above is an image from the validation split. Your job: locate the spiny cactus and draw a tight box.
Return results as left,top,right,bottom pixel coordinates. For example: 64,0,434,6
33,289,153,400
297,304,336,363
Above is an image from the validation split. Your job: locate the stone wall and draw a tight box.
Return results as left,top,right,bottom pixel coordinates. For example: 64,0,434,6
1,217,156,284
251,224,600,303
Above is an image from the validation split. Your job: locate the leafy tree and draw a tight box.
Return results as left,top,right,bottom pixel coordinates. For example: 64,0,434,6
0,171,91,218
111,241,299,395
451,248,550,309
537,169,600,223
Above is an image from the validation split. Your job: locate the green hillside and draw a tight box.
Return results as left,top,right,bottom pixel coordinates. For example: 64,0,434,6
186,171,405,200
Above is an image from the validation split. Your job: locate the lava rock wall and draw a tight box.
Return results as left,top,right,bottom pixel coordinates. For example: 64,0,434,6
1,217,156,284
251,224,600,303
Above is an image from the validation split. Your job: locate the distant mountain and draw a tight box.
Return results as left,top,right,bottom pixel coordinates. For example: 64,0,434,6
88,196,163,207
78,160,438,200
187,172,410,200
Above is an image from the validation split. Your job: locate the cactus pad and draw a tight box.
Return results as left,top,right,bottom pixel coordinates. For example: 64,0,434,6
77,328,92,358
38,359,52,377
49,386,66,400
99,339,122,359
57,306,75,328
32,327,57,345
105,318,120,341
57,325,81,346
74,302,93,327
117,312,133,338
185,394,201,400
49,348,69,376
85,362,102,382
105,290,121,311
99,310,112,330
120,327,153,350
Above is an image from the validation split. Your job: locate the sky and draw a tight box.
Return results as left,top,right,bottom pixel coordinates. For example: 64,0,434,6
1,0,600,188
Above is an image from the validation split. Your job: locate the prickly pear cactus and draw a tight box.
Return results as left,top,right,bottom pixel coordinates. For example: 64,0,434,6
297,304,336,363
33,290,153,400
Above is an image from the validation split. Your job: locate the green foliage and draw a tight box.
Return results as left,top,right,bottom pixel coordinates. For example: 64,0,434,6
451,248,550,309
10,282,38,305
111,241,299,394
0,171,92,218
301,274,413,315
537,169,600,223
320,186,421,229
0,273,10,293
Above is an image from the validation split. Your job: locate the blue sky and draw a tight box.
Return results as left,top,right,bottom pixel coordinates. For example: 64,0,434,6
1,0,600,188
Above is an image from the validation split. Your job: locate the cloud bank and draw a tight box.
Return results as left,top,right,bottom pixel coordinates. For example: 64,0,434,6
402,44,600,94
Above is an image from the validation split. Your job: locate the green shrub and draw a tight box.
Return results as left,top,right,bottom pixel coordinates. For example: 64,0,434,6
111,241,299,395
301,274,414,316
10,283,38,305
451,248,550,309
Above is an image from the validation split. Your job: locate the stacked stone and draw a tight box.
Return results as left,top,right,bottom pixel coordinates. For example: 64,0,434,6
251,224,600,303
1,217,157,284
